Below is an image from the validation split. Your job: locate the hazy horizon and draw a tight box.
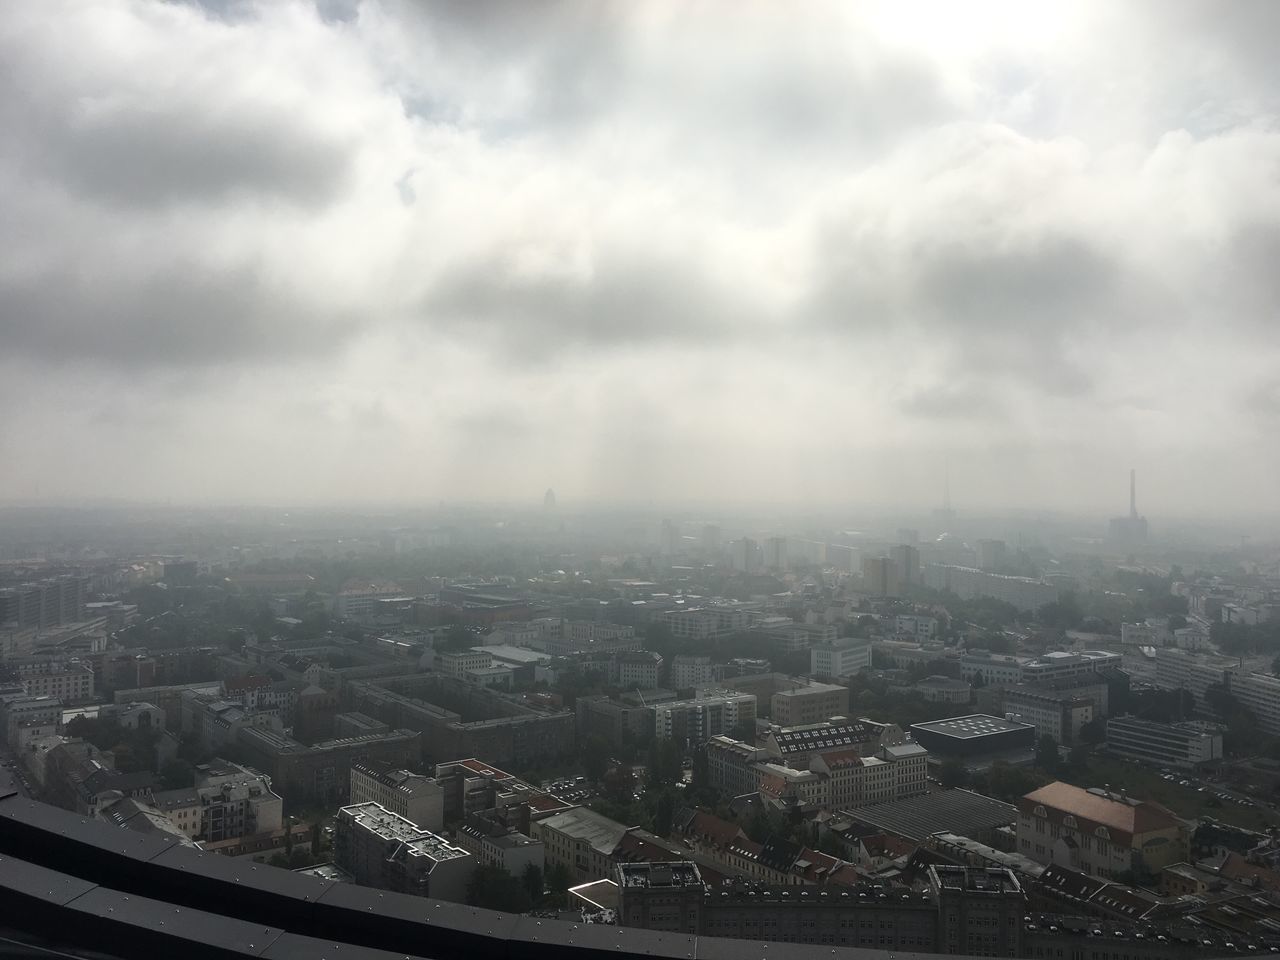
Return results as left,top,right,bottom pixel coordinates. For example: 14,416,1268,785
3,1,1280,514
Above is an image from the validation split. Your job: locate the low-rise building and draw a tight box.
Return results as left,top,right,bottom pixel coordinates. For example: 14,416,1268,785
1227,670,1280,737
530,806,631,884
1017,781,1188,880
910,714,1037,768
809,638,871,680
895,615,939,641
436,648,492,681
1104,716,1223,768
1021,650,1122,686
770,680,848,726
152,760,283,844
454,814,544,875
334,801,474,901
914,675,973,703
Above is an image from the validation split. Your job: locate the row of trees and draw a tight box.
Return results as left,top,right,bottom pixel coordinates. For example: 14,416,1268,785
465,862,573,913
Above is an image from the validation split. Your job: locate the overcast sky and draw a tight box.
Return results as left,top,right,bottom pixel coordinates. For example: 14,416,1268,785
2,1,1279,516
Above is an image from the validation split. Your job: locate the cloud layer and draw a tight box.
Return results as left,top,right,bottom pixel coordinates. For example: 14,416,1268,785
2,0,1279,516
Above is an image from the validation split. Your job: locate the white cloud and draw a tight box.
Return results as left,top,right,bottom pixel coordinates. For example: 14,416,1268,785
1,0,1278,516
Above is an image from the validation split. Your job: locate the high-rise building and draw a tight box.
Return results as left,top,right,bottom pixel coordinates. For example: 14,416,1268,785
861,556,900,597
890,544,920,589
976,539,1007,571
1108,469,1149,545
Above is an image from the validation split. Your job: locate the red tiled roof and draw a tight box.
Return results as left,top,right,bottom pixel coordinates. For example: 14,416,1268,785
1219,852,1280,892
686,811,745,847
1021,782,1182,842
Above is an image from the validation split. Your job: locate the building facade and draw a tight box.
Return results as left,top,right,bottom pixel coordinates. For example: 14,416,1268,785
1104,716,1222,768
334,801,473,901
349,759,444,831
1017,781,1188,880
809,639,871,680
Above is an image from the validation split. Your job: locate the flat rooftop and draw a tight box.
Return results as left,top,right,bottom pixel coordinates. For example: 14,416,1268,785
616,861,703,888
845,788,1018,842
912,714,1033,739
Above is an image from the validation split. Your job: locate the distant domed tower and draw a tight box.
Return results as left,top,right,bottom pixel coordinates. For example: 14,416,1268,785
543,488,557,510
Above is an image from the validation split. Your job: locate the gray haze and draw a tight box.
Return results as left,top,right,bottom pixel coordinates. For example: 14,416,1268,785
2,0,1280,516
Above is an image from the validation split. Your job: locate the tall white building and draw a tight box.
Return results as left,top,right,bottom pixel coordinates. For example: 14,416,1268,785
810,638,871,680
670,655,720,689
923,565,1057,613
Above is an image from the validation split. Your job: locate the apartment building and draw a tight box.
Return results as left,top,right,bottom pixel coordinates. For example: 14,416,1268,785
334,801,474,901
704,735,764,797
808,741,929,809
761,718,904,767
349,759,444,831
454,815,544,875
152,760,283,844
611,651,662,690
669,655,720,689
653,691,756,743
924,564,1058,612
9,659,95,704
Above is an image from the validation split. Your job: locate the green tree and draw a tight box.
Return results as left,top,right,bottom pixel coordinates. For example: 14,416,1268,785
938,759,969,789
582,735,611,783
653,789,675,838
1078,718,1106,745
467,865,532,913
1036,735,1060,772
159,759,194,790
522,863,544,904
